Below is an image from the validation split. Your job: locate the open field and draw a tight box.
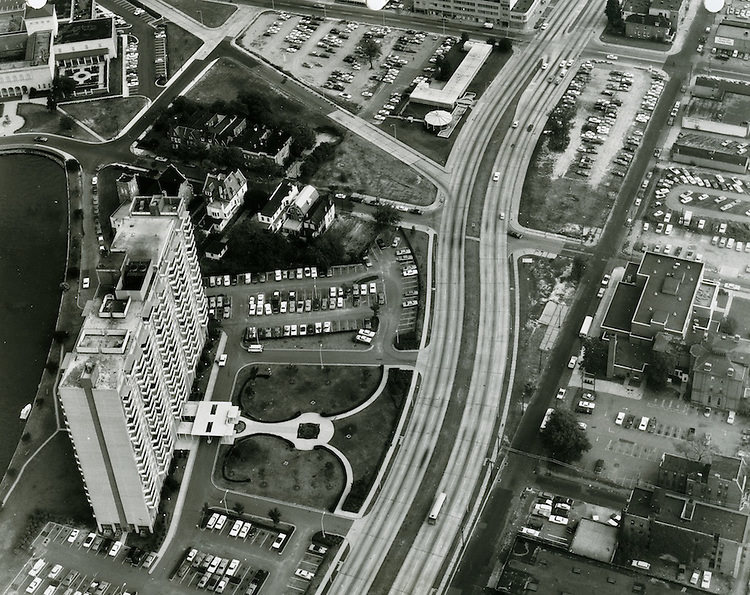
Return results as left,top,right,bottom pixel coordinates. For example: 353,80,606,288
237,364,383,422
62,97,147,139
729,297,750,338
161,0,236,27
220,435,345,510
330,368,412,512
312,132,437,204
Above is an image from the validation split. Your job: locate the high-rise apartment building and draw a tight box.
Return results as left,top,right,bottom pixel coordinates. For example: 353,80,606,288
59,169,207,533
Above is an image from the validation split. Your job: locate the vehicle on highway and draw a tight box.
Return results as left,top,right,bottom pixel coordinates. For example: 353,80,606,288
217,354,227,367
555,388,566,400
33,136,48,142
427,491,447,524
493,171,500,181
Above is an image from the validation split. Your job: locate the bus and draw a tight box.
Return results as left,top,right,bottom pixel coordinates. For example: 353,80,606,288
247,344,264,353
427,492,447,524
579,315,593,338
540,408,555,431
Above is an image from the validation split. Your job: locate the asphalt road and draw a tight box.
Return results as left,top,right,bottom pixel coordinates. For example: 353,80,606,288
449,6,714,594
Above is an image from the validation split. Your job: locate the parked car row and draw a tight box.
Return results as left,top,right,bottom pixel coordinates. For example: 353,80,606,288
26,557,132,595
175,545,268,594
206,266,333,288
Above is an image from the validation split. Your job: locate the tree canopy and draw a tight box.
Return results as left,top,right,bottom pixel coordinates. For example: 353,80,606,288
358,37,382,69
646,350,676,390
580,337,608,377
540,409,591,463
605,0,624,30
373,205,402,230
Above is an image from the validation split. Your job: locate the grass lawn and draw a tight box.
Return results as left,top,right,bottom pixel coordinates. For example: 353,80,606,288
219,436,345,510
384,49,512,166
330,368,412,512
161,0,236,27
17,104,96,142
729,297,750,339
312,132,437,205
0,432,91,587
396,228,429,349
237,364,383,422
62,97,148,140
166,23,202,77
519,140,611,236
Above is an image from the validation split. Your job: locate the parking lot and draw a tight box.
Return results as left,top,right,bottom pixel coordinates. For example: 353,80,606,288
238,11,447,114
551,61,663,187
205,233,420,351
628,165,750,279
555,377,750,487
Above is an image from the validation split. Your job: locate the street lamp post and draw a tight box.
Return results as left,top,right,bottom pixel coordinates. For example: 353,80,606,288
222,489,229,514
321,510,326,538
197,9,203,25
319,342,324,370
391,123,397,141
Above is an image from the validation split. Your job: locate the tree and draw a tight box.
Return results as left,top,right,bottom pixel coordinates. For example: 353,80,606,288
720,316,737,335
460,31,469,49
580,337,608,376
60,115,74,132
569,255,586,282
232,502,245,515
646,350,676,390
496,37,512,53
373,205,401,231
268,507,282,525
605,0,623,30
52,330,69,344
435,55,452,81
540,409,591,463
358,37,382,69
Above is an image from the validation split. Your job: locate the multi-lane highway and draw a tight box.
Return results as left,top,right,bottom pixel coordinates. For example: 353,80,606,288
328,0,613,593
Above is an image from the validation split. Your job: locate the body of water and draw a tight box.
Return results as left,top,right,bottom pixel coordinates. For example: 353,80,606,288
0,154,68,475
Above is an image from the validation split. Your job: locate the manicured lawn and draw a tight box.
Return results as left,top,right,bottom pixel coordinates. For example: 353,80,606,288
161,0,236,27
312,132,437,205
330,368,412,512
219,435,345,510
62,97,148,140
729,297,750,339
17,104,96,141
166,23,202,77
237,364,383,422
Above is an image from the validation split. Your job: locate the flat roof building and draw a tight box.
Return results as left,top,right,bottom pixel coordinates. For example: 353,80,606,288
409,41,492,110
413,0,544,32
59,170,208,534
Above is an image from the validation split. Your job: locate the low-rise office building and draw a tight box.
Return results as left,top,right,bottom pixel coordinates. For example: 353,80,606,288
624,14,673,43
412,0,544,32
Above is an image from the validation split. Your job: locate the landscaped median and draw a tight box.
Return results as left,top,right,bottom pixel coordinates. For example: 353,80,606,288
214,365,414,514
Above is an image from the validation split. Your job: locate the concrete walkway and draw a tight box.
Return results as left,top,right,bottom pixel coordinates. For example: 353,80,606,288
234,412,335,450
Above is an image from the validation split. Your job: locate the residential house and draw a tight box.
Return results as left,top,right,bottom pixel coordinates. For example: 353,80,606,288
624,14,673,42
658,452,748,510
281,185,336,238
256,180,298,232
689,333,750,413
621,487,749,578
170,112,246,152
170,112,292,166
256,181,335,237
203,169,247,233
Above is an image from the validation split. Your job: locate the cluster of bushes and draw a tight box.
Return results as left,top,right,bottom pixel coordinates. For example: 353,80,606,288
299,142,338,182
15,510,89,553
201,221,354,276
546,102,577,152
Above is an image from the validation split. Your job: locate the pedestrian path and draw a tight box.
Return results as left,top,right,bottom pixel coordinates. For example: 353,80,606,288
0,100,27,136
234,412,335,450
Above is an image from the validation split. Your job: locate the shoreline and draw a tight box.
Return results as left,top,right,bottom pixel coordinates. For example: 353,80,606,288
0,148,79,504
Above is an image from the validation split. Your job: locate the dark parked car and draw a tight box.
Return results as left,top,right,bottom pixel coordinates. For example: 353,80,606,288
594,459,605,474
